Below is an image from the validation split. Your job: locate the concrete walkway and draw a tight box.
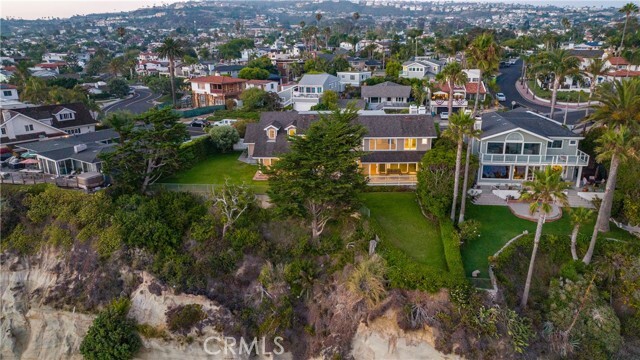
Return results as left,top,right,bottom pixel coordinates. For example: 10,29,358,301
516,81,588,110
507,202,562,222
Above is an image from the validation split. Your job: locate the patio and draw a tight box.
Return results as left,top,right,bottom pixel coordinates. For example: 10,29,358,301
471,185,594,208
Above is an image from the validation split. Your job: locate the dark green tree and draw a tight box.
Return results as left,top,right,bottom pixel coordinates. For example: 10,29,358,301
80,298,141,360
108,78,130,98
238,67,270,80
266,106,367,240
100,108,187,193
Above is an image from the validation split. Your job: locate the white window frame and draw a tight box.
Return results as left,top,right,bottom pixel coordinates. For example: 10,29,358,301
568,140,577,146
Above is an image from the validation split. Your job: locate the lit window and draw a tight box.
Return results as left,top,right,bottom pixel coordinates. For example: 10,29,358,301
404,138,417,150
288,128,296,136
421,138,428,145
267,128,276,139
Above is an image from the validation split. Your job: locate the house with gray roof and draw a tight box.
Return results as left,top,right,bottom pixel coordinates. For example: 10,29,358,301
16,129,119,176
1,103,98,145
401,58,446,80
244,111,437,185
472,110,589,187
287,73,340,111
361,81,411,110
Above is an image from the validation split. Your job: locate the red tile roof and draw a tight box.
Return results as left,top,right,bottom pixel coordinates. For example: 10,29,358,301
189,75,247,84
608,70,640,77
247,79,276,85
607,57,629,65
438,81,486,94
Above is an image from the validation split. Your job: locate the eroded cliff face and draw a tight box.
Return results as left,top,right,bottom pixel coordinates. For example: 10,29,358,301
1,249,453,360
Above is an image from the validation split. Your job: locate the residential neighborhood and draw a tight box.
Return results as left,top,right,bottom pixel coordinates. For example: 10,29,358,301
1,1,639,359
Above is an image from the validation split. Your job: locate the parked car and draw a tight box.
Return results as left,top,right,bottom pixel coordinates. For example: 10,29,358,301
189,118,210,128
440,112,449,120
508,58,518,65
213,119,238,127
496,93,507,102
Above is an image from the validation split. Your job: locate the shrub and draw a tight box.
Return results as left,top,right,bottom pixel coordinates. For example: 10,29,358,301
178,136,217,170
80,298,141,360
228,227,262,251
167,304,207,333
137,324,168,339
458,219,481,244
6,224,42,255
208,125,240,152
43,224,73,248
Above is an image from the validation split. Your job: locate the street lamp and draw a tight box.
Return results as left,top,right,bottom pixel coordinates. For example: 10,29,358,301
511,100,516,110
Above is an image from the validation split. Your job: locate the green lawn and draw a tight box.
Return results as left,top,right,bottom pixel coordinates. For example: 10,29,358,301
461,204,636,277
361,192,447,270
162,152,267,192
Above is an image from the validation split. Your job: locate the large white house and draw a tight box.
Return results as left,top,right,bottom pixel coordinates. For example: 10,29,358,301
278,73,341,111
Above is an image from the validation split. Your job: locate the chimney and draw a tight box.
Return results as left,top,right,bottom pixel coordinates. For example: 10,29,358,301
474,115,483,131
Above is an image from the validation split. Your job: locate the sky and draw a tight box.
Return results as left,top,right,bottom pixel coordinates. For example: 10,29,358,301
0,0,630,20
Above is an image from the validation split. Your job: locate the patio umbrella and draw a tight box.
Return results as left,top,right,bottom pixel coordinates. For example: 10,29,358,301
20,159,39,165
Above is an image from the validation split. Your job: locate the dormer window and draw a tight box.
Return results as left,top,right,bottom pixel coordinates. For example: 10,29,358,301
57,110,75,121
267,128,276,140
286,125,297,136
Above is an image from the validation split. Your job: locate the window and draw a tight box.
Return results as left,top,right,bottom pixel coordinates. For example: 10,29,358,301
267,128,276,139
523,143,540,155
1,127,5,135
482,165,510,179
350,75,355,80
569,140,577,146
505,142,522,154
58,112,74,120
65,128,81,134
3,91,12,96
513,166,526,180
548,140,563,149
421,138,428,145
197,83,205,90
287,128,296,136
487,142,504,154
24,124,34,132
404,138,417,150
369,138,396,150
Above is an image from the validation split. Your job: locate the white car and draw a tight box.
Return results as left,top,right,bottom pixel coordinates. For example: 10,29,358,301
508,58,518,65
440,112,449,120
213,119,238,127
496,93,507,102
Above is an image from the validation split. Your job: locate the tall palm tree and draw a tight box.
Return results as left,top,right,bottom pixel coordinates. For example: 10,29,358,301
156,37,184,107
583,127,638,264
584,79,640,235
436,61,468,115
21,77,48,104
569,207,593,260
619,3,639,53
519,167,570,308
458,117,483,223
561,18,571,39
443,112,476,222
533,49,580,118
108,57,126,77
323,27,331,49
622,47,640,77
315,12,322,27
466,33,500,116
582,58,610,116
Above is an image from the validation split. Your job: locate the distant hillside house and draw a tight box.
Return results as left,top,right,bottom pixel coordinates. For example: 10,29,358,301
401,58,446,80
336,71,372,90
189,75,247,107
0,103,98,145
245,79,279,93
244,111,437,185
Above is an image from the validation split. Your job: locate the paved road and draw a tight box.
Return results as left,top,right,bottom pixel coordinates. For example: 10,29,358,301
496,59,587,126
102,87,162,115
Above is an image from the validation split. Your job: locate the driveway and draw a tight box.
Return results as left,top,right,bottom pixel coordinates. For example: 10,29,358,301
102,87,162,114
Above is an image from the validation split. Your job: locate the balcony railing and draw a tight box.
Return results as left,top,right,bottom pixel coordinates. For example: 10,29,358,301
430,98,468,107
369,101,410,110
292,92,321,99
367,175,417,186
480,149,589,166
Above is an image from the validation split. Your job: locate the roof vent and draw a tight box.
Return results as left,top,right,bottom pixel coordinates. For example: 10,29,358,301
74,144,87,153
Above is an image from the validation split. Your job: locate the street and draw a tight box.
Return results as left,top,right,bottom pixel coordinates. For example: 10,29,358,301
102,87,162,114
496,59,587,126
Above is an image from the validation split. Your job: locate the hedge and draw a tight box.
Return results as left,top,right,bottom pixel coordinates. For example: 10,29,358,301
439,219,466,279
177,136,217,171
178,105,225,118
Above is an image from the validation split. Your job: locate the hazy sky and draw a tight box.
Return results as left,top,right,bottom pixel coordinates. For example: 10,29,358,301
0,0,629,20
1,0,188,20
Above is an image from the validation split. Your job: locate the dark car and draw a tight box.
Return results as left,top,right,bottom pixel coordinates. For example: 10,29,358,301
189,119,210,128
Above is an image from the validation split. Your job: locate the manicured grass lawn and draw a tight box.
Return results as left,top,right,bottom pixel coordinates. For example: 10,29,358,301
461,204,636,277
361,192,447,270
162,152,268,192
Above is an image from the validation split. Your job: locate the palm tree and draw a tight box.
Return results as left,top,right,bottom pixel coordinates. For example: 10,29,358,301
582,58,610,116
323,27,331,49
466,33,500,116
458,117,483,224
619,3,639,53
533,49,580,118
583,127,638,264
21,77,48,104
108,57,126,77
569,207,593,260
116,26,126,50
561,18,571,39
622,47,640,77
315,12,322,27
443,112,476,222
156,37,184,107
583,79,640,235
436,62,468,115
519,167,570,308
411,81,427,106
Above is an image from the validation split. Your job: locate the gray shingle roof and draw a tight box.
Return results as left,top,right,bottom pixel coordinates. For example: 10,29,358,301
17,129,119,153
361,82,411,99
298,73,339,86
480,110,581,140
9,103,98,129
245,111,436,159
